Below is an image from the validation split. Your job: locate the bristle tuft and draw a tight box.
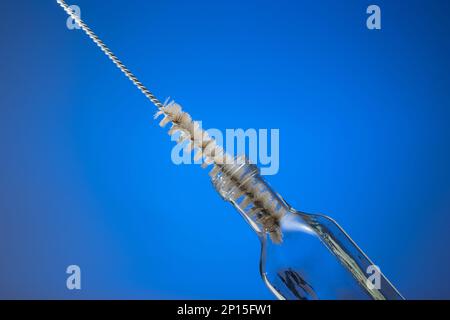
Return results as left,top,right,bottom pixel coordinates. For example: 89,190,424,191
154,100,284,243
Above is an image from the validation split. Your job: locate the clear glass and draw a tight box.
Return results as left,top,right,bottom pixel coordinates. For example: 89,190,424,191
260,208,404,300
211,162,404,300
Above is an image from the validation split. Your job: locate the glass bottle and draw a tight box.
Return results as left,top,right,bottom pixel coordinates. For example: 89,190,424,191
211,161,404,300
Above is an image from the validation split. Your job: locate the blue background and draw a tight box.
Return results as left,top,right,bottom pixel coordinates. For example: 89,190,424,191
1,0,449,299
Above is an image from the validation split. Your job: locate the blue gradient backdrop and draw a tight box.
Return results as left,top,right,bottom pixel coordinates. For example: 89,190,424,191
1,0,449,299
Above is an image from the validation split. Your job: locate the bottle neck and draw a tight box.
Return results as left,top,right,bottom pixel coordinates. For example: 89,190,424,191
210,161,289,243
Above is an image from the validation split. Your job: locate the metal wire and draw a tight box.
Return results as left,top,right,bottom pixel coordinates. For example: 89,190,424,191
56,0,164,109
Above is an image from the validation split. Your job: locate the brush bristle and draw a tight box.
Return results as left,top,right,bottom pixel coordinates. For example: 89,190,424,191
154,101,285,243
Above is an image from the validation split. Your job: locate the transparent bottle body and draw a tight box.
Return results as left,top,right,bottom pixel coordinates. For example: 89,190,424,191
211,163,404,300
260,209,403,300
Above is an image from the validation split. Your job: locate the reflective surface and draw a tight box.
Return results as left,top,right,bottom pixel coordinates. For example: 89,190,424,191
260,210,404,300
212,160,404,300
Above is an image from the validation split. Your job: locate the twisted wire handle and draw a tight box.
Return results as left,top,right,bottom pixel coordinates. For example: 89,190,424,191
56,0,164,109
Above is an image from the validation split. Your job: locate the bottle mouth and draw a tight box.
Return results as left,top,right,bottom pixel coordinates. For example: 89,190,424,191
209,158,287,243
211,160,259,200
